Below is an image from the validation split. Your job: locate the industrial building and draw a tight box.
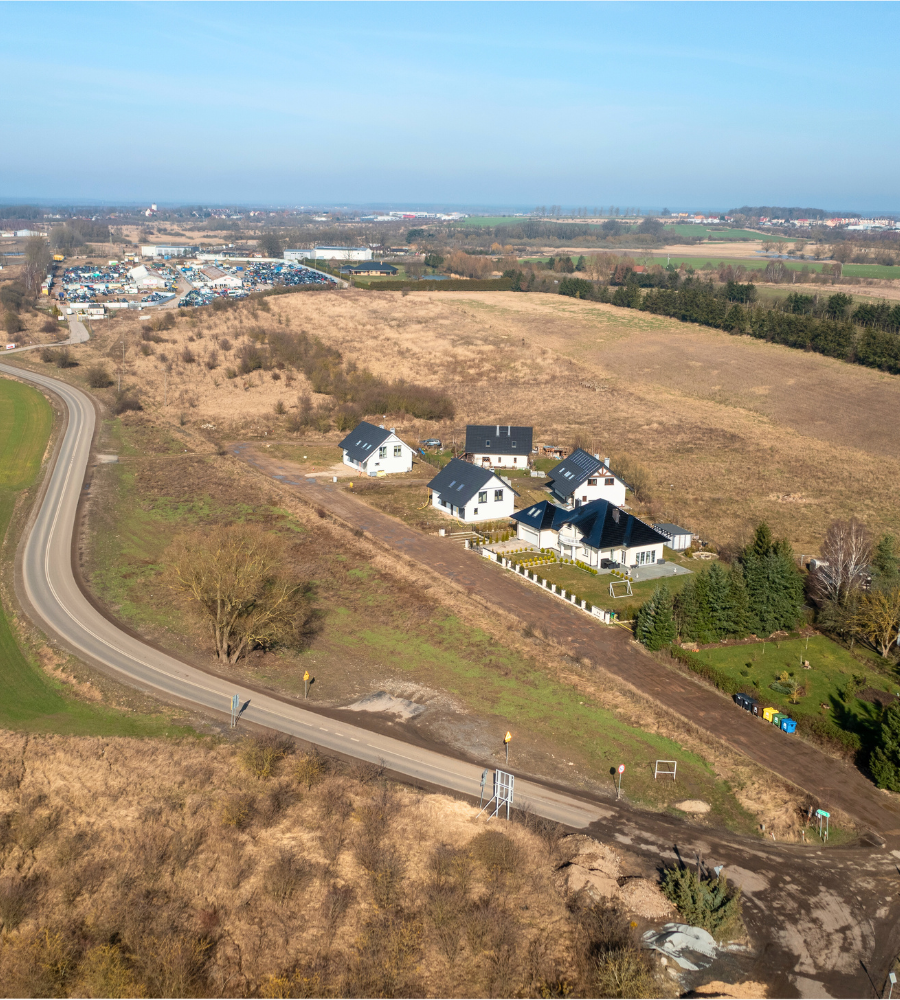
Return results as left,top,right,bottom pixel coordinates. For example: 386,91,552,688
141,244,198,258
198,265,242,288
128,264,168,288
285,246,373,262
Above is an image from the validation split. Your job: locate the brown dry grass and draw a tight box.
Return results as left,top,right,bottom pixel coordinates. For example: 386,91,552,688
0,729,662,998
25,286,900,556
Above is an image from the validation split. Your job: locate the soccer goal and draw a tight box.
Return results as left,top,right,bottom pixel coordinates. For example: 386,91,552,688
654,760,677,781
609,579,633,598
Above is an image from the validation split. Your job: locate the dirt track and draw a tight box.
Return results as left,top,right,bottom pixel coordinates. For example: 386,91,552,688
234,444,900,841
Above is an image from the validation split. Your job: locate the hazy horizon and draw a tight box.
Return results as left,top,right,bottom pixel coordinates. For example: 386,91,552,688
2,1,897,210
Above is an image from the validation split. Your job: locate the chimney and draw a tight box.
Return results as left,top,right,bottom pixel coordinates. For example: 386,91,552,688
389,427,395,433
604,457,610,466
612,508,620,523
496,424,500,435
593,453,600,460
507,424,511,435
379,424,385,429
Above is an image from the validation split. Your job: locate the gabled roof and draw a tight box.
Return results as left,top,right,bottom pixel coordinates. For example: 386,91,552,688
546,448,627,498
465,424,533,455
339,421,393,463
510,499,571,532
557,499,668,551
340,261,398,273
427,458,518,506
653,522,691,537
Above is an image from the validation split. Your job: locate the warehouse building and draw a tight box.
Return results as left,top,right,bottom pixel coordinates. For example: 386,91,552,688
141,244,198,258
284,246,373,262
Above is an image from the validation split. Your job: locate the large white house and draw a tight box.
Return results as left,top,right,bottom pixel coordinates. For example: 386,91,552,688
465,424,533,469
428,458,517,522
511,498,667,568
339,421,414,475
545,449,628,508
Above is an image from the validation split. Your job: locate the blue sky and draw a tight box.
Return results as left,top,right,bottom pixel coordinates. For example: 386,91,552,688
1,1,897,210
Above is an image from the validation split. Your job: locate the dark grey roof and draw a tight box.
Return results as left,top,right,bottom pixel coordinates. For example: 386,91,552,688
465,424,533,455
546,448,628,498
511,500,571,532
653,522,691,537
427,458,518,506
558,499,668,551
339,421,392,463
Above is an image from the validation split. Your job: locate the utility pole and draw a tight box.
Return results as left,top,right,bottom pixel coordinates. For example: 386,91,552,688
118,340,124,393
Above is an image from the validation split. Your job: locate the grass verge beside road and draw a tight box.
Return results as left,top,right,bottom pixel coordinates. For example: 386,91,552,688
0,377,195,737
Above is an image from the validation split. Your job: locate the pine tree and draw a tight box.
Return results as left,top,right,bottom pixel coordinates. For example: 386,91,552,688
870,702,900,791
674,577,699,641
724,563,751,637
691,571,715,642
636,585,676,650
872,534,900,591
740,524,804,635
705,562,732,640
647,584,677,650
634,591,658,648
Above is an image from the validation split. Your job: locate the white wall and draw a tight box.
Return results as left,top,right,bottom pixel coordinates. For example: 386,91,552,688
515,523,558,548
470,451,528,469
344,433,414,475
433,478,514,522
312,247,372,261
566,477,626,508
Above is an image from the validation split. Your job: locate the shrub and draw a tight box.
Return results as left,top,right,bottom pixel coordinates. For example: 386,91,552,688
180,346,196,364
224,367,237,379
111,391,142,415
265,847,314,905
220,793,255,828
293,750,327,790
273,399,286,415
54,347,77,368
41,319,58,333
469,829,521,876
86,364,113,388
4,310,24,334
661,867,743,941
139,342,154,356
239,733,293,780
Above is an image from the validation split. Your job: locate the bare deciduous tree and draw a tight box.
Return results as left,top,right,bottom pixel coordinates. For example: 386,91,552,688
811,518,872,606
167,524,313,663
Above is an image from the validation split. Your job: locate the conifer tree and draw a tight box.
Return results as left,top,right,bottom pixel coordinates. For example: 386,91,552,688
739,524,804,635
706,562,732,640
872,534,900,591
636,585,676,650
870,702,900,791
725,563,751,637
674,577,699,641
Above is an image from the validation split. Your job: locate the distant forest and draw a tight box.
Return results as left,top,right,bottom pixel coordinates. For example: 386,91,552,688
729,206,862,220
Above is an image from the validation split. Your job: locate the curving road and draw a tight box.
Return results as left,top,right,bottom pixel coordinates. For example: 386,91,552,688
0,354,608,829
6,336,900,996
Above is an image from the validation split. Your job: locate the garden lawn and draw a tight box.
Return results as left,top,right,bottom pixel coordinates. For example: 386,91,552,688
530,562,692,617
689,635,894,743
0,379,192,737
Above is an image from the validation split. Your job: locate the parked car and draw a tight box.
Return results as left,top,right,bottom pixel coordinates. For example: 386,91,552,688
420,438,442,448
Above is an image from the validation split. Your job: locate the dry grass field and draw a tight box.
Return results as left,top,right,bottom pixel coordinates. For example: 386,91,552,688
14,285,900,554
0,729,683,998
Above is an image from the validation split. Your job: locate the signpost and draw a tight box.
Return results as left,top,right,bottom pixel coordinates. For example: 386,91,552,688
654,760,677,782
815,808,830,842
479,768,489,808
303,670,310,699
888,971,897,1000
477,769,515,821
230,694,240,729
617,763,625,799
504,731,511,764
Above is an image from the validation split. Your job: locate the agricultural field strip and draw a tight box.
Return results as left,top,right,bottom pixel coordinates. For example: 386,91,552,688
0,360,607,831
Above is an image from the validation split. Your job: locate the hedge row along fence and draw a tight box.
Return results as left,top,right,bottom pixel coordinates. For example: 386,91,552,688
558,279,900,376
353,278,514,292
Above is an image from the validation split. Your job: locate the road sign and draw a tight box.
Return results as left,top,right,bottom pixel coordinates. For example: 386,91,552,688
504,731,511,763
816,809,830,818
618,764,625,774
303,671,310,681
616,763,625,799
504,732,511,743
230,694,240,728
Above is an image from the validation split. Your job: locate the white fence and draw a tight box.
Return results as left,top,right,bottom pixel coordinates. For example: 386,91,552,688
481,549,613,624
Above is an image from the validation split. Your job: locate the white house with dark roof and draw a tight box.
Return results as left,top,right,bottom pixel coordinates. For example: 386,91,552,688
512,498,667,568
545,448,628,508
427,457,517,522
339,421,414,475
465,424,533,469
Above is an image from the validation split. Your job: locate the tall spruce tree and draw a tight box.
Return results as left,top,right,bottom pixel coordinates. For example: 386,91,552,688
725,563,752,637
739,524,804,635
870,702,900,791
872,534,900,592
674,577,699,641
706,562,732,640
636,585,677,651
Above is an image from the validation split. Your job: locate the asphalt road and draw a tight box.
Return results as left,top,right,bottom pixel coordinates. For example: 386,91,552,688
4,349,900,997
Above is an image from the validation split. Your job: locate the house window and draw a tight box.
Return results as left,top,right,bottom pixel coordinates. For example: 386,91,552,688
587,478,597,486
511,441,517,448
605,477,614,486
485,439,491,448
379,446,387,458
478,491,488,503
393,445,402,457
472,508,477,515
512,457,517,463
494,489,503,501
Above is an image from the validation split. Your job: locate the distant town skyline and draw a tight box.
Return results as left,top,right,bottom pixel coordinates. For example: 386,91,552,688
2,1,897,210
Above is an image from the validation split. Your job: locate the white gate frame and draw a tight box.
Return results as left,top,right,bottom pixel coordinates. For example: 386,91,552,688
654,759,677,781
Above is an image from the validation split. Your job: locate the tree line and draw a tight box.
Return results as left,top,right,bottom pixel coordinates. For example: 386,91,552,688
635,525,804,651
